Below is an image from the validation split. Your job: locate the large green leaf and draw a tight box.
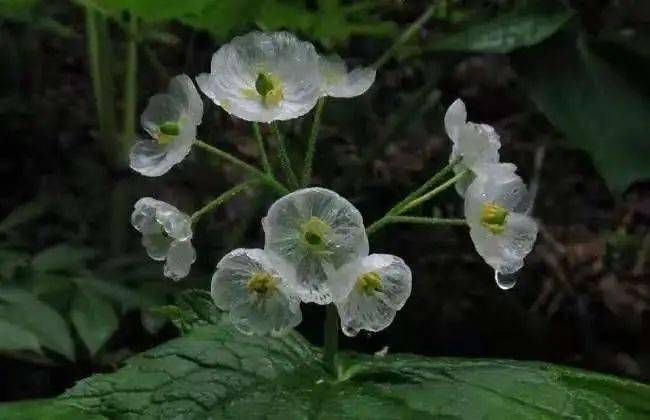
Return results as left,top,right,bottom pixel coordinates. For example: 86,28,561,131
513,33,650,193
69,287,118,356
1,296,648,419
0,319,41,355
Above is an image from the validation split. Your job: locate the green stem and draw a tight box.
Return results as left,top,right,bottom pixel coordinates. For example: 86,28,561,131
367,216,466,236
397,169,469,215
252,123,273,175
270,123,299,190
302,97,326,187
372,3,437,69
85,7,120,168
389,157,460,216
323,304,339,374
191,180,258,223
122,13,138,154
194,140,289,195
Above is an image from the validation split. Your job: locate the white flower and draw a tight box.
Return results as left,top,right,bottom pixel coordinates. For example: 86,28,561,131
197,31,322,123
131,198,196,280
444,98,501,196
464,163,538,288
129,74,203,177
319,54,376,98
263,187,369,305
210,248,302,336
331,254,412,337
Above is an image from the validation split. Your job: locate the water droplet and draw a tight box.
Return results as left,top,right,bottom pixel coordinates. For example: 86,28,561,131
495,271,516,290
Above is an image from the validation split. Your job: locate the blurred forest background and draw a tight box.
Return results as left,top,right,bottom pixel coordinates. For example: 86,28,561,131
0,0,649,403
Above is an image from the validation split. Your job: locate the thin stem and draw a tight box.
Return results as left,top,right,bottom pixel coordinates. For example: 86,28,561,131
372,3,437,69
194,140,288,195
302,97,326,187
122,13,138,153
389,156,460,216
270,123,299,190
252,123,273,175
323,304,339,374
397,170,469,215
191,180,258,223
367,215,466,236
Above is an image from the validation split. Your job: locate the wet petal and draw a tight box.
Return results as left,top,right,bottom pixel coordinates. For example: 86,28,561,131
168,74,203,125
444,98,467,144
131,197,160,235
163,240,196,280
142,233,172,261
319,55,375,98
129,140,175,177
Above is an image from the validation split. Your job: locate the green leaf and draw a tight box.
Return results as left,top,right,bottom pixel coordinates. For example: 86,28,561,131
0,319,41,354
31,244,95,273
69,288,118,356
513,33,650,192
0,199,46,235
0,287,75,360
425,8,572,53
3,315,649,418
0,0,40,22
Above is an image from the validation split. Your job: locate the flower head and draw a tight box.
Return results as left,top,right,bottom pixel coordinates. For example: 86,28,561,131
129,75,203,177
210,248,302,336
197,31,322,123
444,98,501,196
319,54,376,98
464,163,538,287
331,254,412,337
263,187,369,304
131,198,196,280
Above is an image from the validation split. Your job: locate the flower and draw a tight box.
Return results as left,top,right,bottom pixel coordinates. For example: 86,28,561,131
131,198,196,280
210,248,302,336
319,54,376,98
330,254,412,337
444,98,501,196
464,163,538,288
129,74,203,177
263,187,369,304
197,31,322,123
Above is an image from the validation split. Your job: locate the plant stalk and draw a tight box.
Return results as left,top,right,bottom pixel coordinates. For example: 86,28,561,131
367,216,466,236
270,123,299,190
302,97,326,187
191,180,258,223
323,304,339,374
252,122,273,175
397,170,468,214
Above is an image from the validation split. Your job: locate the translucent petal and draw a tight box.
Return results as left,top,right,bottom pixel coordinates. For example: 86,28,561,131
198,31,322,122
129,140,173,177
131,197,160,235
263,188,369,304
156,205,192,241
163,240,196,281
142,233,172,261
210,248,301,335
464,163,525,223
455,122,500,169
319,55,375,98
334,254,412,336
444,98,467,144
141,94,184,139
168,74,203,125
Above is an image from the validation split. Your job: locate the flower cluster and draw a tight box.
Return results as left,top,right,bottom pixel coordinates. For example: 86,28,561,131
444,99,538,289
212,188,412,337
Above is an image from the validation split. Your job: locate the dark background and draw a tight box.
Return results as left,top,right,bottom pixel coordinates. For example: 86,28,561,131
1,0,649,402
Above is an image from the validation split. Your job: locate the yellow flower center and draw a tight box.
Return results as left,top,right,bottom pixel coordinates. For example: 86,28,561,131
480,202,508,234
299,216,330,252
157,121,180,145
355,271,383,296
246,272,278,298
254,71,284,108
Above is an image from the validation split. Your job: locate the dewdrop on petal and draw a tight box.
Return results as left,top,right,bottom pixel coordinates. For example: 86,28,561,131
210,248,302,336
331,254,412,337
131,198,196,280
444,98,501,196
129,74,203,177
197,31,322,123
319,54,376,98
464,163,538,285
263,187,369,305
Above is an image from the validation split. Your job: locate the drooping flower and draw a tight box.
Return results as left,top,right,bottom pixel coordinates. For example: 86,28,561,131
330,254,412,337
263,187,369,305
444,98,501,196
131,198,196,280
319,54,376,98
197,31,322,123
464,163,538,289
129,74,203,177
210,248,302,336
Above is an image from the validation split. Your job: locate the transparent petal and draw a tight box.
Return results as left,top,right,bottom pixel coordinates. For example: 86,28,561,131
131,197,161,235
198,31,322,122
168,74,203,125
142,233,172,261
141,94,184,138
444,98,467,144
229,291,302,336
129,139,174,177
163,240,196,281
155,204,192,241
337,293,396,337
464,163,525,223
263,188,369,304
319,55,375,98
455,122,500,170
